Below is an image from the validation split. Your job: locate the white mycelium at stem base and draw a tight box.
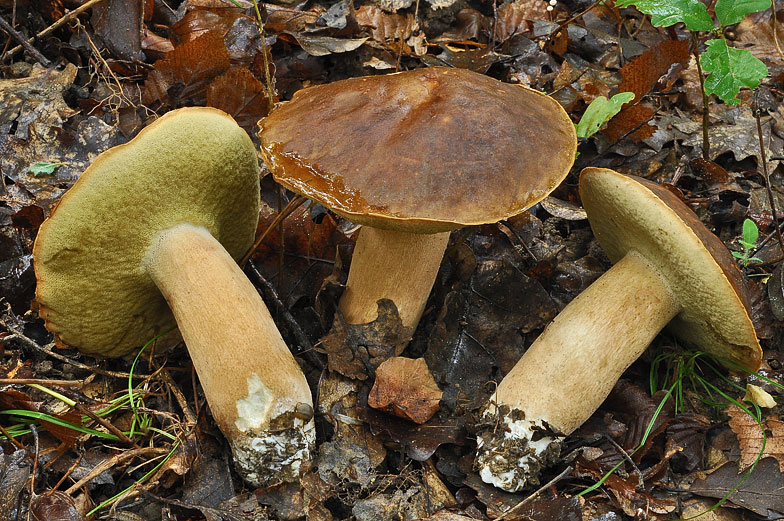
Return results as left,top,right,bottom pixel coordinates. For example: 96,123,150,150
144,224,314,487
475,252,679,491
475,167,762,492
338,227,451,329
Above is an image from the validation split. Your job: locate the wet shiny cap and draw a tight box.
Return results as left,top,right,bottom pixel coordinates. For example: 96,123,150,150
580,167,762,372
260,67,577,233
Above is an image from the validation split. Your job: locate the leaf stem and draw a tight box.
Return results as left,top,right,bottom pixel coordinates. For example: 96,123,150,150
693,34,711,160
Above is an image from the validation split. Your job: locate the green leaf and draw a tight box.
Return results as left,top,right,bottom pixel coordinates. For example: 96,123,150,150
715,0,771,27
616,0,713,31
28,161,63,177
575,92,635,139
742,218,759,245
700,39,768,105
732,251,745,259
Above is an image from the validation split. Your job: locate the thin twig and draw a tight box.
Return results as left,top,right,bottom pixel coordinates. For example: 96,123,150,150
49,452,83,493
0,422,27,451
245,261,324,369
0,14,51,66
754,105,784,255
545,0,604,41
772,8,784,63
73,401,136,446
0,378,85,387
692,34,710,160
64,447,170,495
0,325,151,380
4,0,106,60
492,465,574,521
240,194,307,266
158,369,197,425
251,0,276,108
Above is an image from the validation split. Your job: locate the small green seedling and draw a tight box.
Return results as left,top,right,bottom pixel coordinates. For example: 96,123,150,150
616,0,770,106
28,161,65,177
575,92,636,139
732,218,763,266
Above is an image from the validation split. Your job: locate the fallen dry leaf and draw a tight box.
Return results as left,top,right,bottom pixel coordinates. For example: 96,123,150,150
727,404,784,470
171,6,247,45
493,0,550,44
618,39,690,100
368,357,442,424
143,31,231,107
91,0,144,60
206,67,271,133
30,491,84,521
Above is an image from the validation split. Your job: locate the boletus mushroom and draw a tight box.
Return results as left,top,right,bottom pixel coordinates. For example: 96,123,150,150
33,107,314,487
259,67,577,332
475,167,762,492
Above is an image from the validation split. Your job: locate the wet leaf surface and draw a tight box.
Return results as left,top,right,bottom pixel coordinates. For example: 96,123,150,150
0,450,30,519
30,491,85,521
690,458,784,517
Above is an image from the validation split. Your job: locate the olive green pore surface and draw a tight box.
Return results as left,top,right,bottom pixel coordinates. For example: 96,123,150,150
33,108,260,357
579,168,761,372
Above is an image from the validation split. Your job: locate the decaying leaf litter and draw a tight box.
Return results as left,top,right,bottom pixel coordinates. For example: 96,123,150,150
1,0,784,519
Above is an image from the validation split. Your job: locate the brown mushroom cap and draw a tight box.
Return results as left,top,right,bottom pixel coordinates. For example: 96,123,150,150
579,168,762,371
260,67,577,233
33,107,260,357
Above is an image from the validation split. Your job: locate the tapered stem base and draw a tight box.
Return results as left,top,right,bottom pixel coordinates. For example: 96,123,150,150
476,251,680,491
144,224,314,487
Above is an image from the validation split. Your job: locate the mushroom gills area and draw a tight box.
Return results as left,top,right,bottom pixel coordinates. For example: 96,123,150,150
339,227,450,329
143,223,314,487
476,251,680,492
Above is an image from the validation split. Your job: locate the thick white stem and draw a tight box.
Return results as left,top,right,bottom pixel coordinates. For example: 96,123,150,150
339,227,450,330
143,224,314,487
477,251,680,491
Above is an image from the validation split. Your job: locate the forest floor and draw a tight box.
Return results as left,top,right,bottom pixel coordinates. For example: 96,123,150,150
1,0,784,519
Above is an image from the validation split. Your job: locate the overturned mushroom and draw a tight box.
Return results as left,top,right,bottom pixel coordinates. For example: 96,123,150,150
260,66,576,331
475,167,762,492
33,107,314,487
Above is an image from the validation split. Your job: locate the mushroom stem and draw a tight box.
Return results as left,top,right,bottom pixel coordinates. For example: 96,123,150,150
476,251,680,492
338,227,450,329
143,224,314,487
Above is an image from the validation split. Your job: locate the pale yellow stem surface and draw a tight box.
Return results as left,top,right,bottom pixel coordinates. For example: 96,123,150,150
143,224,312,465
494,251,680,435
339,227,450,330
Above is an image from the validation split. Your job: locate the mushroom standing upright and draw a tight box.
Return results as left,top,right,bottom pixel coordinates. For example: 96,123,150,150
475,167,762,492
260,67,577,332
33,107,314,487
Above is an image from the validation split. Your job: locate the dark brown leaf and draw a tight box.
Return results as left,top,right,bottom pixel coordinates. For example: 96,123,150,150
171,7,246,45
318,299,412,380
91,0,144,60
362,406,465,461
690,458,784,517
206,68,271,133
30,491,84,521
0,451,30,520
144,31,231,107
493,0,550,44
618,39,690,100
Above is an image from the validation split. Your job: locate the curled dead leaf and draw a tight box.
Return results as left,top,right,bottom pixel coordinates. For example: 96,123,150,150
369,357,442,424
